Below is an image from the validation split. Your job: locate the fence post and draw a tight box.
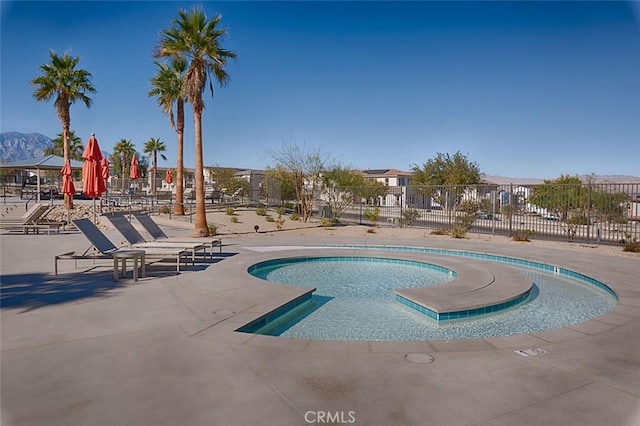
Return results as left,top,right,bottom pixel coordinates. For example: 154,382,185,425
587,182,592,244
509,183,513,235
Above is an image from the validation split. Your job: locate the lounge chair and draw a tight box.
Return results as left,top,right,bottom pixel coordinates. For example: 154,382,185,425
20,203,65,234
133,212,223,254
105,214,209,260
55,218,193,275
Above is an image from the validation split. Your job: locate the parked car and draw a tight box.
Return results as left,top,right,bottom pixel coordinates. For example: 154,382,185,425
541,213,560,221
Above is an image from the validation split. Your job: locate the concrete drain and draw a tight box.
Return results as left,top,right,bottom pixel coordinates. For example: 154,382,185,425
404,353,435,364
213,310,236,316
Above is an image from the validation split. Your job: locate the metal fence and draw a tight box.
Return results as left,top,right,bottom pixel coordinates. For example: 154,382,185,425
324,183,640,245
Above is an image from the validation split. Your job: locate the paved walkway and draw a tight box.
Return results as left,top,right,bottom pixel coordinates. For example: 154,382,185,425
1,220,639,426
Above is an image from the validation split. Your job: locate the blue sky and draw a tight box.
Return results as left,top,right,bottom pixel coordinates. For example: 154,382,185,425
1,1,639,179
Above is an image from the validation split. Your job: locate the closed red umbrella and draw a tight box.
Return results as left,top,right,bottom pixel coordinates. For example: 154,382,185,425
101,157,110,181
82,133,106,198
61,160,75,196
165,168,173,184
130,156,141,180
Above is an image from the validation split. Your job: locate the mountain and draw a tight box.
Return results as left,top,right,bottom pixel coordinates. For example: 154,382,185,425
0,132,53,163
484,174,640,185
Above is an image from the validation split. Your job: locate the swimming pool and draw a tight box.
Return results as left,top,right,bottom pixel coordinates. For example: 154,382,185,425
241,246,617,341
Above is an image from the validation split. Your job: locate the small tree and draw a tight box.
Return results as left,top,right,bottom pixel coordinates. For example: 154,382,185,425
267,141,329,222
143,137,167,195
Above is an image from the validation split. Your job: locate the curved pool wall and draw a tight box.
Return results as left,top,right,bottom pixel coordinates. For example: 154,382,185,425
319,245,617,299
237,245,617,341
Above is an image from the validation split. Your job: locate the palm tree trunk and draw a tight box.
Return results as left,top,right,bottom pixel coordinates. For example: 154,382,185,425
192,111,209,237
153,151,157,195
174,100,185,215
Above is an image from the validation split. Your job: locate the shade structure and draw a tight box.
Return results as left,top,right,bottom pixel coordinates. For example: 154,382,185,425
165,168,173,184
82,135,106,198
130,156,141,180
61,160,76,196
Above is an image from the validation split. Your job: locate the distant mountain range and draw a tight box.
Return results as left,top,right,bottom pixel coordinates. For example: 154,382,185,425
484,174,640,184
0,132,53,163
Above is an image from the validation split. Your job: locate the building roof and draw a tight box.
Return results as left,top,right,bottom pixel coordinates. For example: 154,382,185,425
0,154,84,170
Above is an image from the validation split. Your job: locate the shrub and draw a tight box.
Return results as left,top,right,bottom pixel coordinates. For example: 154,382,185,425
449,224,468,239
159,206,171,214
290,212,300,221
208,224,217,236
265,215,275,222
430,228,449,235
225,207,235,216
366,228,376,234
277,206,286,216
230,216,239,223
511,229,534,242
320,218,333,228
255,207,267,216
567,214,588,225
364,206,380,226
401,208,420,227
620,233,640,253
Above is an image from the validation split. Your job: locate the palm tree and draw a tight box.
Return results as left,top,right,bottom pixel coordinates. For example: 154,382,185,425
31,50,96,209
156,6,237,237
149,57,187,215
112,139,136,192
143,137,167,195
45,130,84,161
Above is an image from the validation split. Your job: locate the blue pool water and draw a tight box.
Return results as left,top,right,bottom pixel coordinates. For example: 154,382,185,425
245,248,617,341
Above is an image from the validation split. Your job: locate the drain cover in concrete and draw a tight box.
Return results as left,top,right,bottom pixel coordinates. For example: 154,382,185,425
514,348,547,357
404,353,435,364
213,310,236,316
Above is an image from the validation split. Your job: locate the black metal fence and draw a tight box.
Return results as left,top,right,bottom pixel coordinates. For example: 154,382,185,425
323,183,640,245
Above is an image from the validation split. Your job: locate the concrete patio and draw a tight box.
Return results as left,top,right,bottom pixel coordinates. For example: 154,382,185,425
1,217,639,425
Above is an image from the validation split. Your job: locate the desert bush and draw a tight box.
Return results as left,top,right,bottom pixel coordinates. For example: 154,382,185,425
208,224,217,235
430,228,449,235
320,218,334,228
567,214,588,225
449,224,468,239
255,207,267,216
225,207,235,216
265,215,275,222
620,233,640,253
366,228,376,234
364,206,380,226
277,206,286,216
402,208,420,227
159,206,171,214
230,216,239,223
511,229,534,242
290,212,300,221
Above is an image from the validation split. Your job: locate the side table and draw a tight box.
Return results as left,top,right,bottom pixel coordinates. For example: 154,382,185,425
113,250,146,282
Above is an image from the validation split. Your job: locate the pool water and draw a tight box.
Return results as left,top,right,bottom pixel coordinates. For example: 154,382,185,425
247,254,617,342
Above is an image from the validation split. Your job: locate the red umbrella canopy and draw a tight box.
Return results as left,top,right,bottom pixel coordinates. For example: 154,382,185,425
60,160,76,196
82,134,106,198
165,168,173,184
130,156,141,180
100,157,110,180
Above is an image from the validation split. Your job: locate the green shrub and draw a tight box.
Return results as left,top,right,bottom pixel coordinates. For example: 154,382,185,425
364,206,380,226
230,216,239,223
567,214,588,225
449,224,468,239
255,207,267,216
401,209,420,227
159,206,171,214
366,228,376,234
208,224,217,236
225,207,235,216
265,215,275,222
277,206,286,216
320,218,333,228
290,212,300,221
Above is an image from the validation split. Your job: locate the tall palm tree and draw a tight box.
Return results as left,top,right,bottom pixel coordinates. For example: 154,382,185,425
46,130,84,161
156,6,237,237
112,139,136,192
149,57,187,215
143,137,167,195
31,50,96,209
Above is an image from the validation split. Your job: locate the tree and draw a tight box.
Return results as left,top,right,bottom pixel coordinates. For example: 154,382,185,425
209,167,249,197
267,141,329,222
112,139,136,192
529,175,629,223
156,6,237,237
411,151,483,212
322,166,386,218
143,137,167,195
149,57,187,215
31,50,96,209
45,130,84,161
